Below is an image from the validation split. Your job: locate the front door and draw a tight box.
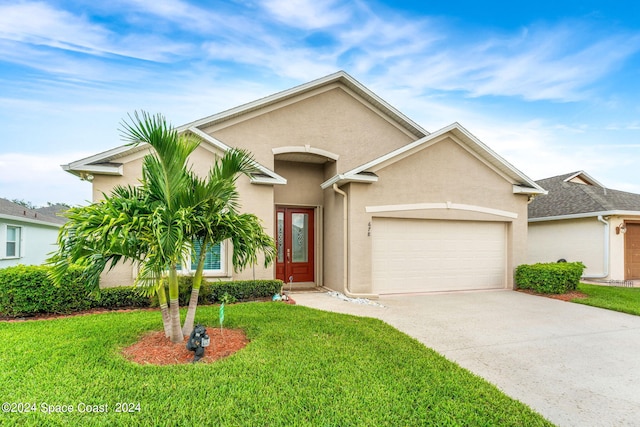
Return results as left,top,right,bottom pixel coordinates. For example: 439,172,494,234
276,207,314,283
625,223,640,279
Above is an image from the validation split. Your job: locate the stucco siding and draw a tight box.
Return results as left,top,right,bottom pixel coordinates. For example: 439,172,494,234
274,161,324,207
347,137,528,292
528,218,606,276
206,86,416,174
322,186,345,292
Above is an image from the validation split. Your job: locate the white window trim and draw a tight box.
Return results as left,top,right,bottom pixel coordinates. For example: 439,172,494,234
3,224,23,259
177,241,227,276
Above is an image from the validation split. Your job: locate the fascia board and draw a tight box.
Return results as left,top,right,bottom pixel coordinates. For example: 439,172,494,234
528,210,640,222
513,185,548,195
66,164,123,175
0,214,62,228
320,173,378,189
65,144,139,169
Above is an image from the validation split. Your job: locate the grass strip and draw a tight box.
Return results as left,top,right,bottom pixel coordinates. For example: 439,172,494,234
574,283,640,316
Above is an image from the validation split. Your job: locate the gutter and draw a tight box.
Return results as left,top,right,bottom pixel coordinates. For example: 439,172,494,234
583,215,609,279
332,184,378,299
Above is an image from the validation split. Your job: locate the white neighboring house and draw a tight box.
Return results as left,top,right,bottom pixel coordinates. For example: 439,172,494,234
0,198,67,268
528,171,640,283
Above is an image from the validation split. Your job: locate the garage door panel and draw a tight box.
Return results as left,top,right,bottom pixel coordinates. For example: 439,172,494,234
372,218,506,294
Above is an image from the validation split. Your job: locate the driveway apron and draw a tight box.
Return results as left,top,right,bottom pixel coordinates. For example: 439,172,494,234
293,290,640,427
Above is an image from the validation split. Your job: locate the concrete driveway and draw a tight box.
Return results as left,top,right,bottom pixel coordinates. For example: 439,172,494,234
293,290,640,427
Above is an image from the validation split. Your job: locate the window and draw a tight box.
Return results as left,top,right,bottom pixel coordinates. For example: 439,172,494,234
177,241,224,273
6,226,21,258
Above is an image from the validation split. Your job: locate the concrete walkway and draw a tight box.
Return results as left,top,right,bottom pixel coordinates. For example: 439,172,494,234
292,290,640,427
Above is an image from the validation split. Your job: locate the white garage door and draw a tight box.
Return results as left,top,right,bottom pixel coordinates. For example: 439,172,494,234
372,218,506,294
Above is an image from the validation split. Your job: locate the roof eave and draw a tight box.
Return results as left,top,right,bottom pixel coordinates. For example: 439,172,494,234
513,185,548,195
0,213,63,228
529,210,640,222
320,173,379,189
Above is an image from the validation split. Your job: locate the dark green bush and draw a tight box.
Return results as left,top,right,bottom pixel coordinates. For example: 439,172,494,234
93,287,151,309
515,262,586,294
0,265,151,317
151,278,283,306
0,265,91,316
0,265,282,317
206,279,283,303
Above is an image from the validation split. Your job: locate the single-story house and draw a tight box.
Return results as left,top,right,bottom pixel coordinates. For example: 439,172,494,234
528,171,640,282
63,71,545,296
0,198,67,268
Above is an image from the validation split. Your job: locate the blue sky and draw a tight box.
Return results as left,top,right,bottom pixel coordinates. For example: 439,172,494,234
1,0,639,206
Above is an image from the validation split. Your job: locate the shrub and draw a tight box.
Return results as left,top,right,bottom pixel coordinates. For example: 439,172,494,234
0,265,152,317
151,278,283,306
93,287,151,309
515,262,586,294
206,279,283,303
0,265,91,316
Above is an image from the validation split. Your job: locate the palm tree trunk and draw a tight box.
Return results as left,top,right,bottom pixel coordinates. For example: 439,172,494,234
182,248,207,337
156,280,171,338
168,267,184,343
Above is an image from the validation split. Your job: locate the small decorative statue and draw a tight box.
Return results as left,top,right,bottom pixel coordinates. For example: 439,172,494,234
186,324,210,362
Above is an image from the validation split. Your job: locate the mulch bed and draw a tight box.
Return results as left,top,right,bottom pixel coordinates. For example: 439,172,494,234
516,289,588,301
122,327,250,365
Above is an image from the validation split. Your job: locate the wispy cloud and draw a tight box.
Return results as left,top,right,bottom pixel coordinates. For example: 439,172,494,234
258,0,352,29
0,1,191,62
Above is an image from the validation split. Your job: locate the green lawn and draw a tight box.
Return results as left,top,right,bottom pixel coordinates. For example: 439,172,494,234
0,303,552,426
574,283,640,316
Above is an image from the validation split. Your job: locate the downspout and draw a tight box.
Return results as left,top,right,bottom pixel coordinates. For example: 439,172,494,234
332,183,378,299
583,215,610,279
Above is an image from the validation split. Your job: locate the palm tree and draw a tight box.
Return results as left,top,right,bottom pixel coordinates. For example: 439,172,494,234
181,151,276,336
49,112,275,344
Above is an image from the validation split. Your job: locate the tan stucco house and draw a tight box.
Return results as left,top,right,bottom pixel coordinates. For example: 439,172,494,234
63,71,545,296
528,171,640,284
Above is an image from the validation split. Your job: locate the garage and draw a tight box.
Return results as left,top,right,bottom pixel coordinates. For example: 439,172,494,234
371,218,506,294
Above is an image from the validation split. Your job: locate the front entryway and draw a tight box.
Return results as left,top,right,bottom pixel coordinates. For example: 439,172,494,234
276,207,314,283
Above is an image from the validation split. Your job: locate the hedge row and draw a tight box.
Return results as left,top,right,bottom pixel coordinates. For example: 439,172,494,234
515,262,586,294
0,265,284,318
0,265,150,317
153,277,284,306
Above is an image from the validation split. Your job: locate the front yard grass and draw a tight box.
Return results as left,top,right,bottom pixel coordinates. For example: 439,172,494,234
0,303,552,426
574,283,640,316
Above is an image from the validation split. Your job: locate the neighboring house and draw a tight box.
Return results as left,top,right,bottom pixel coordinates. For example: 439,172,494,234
63,71,545,295
528,171,640,282
0,198,67,268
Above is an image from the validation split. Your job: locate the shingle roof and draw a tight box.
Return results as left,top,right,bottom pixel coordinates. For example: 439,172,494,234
528,171,640,219
0,198,67,226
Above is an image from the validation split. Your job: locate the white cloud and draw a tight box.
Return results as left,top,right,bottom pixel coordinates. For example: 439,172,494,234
0,153,93,206
259,0,351,29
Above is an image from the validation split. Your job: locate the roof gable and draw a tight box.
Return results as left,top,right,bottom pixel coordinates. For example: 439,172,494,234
529,171,640,220
64,71,425,184
178,71,429,138
321,122,546,195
